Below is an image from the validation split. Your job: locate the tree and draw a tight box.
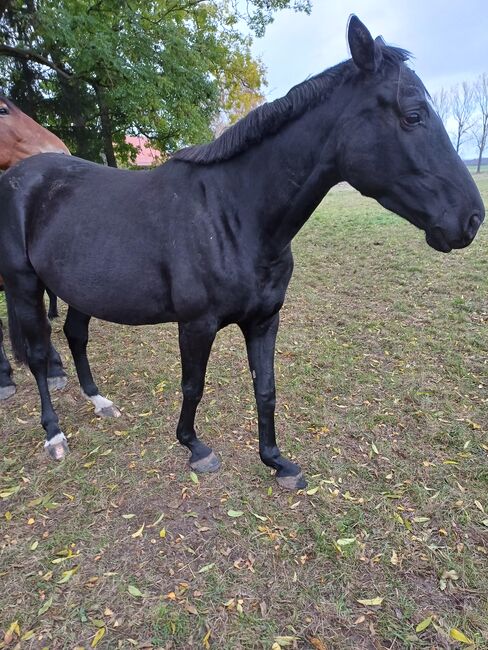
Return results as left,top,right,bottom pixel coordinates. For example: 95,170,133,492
431,87,450,124
0,0,311,166
471,73,488,173
450,81,475,154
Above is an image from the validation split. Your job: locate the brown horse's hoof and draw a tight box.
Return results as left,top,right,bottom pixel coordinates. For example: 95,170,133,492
44,433,69,461
276,472,307,490
0,384,16,400
190,451,221,473
48,375,68,391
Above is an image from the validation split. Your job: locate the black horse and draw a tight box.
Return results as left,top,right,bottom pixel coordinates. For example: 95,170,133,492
0,17,484,488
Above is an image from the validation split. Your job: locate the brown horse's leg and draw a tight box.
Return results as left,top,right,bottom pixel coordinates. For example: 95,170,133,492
63,306,120,418
177,320,220,473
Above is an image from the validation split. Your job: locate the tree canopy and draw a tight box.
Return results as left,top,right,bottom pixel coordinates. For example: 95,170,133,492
0,0,311,166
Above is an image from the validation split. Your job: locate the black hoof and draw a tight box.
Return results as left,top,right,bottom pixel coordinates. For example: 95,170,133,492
45,435,69,461
276,471,307,491
48,375,68,391
96,405,121,418
190,451,221,473
0,384,16,400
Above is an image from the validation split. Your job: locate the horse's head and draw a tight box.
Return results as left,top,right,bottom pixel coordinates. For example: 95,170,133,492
336,17,484,252
0,96,69,170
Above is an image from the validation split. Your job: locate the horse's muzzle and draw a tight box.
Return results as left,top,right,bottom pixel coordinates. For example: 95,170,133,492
426,209,485,253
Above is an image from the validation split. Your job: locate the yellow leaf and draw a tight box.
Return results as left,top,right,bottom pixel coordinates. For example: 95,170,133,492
190,471,199,484
390,550,399,565
31,540,39,551
416,617,432,632
202,629,211,649
450,628,474,644
274,637,298,647
5,511,12,521
306,487,319,495
38,596,53,615
21,630,35,641
159,528,166,538
57,566,79,584
0,485,20,499
336,537,356,546
4,620,20,643
27,517,35,525
91,627,106,647
474,500,484,513
357,597,384,606
131,523,145,538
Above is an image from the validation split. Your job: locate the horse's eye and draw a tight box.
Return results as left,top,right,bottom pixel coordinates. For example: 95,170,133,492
0,107,8,115
403,112,421,126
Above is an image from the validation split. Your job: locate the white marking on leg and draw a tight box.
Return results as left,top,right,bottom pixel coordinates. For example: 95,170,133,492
44,432,67,448
82,391,120,417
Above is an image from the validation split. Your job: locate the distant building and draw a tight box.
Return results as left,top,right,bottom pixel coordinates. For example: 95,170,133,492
125,135,162,167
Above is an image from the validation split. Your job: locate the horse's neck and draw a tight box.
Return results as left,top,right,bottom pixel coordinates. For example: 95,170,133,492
228,100,343,254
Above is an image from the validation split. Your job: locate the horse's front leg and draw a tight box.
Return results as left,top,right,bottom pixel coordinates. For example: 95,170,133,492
241,313,307,490
177,320,221,473
0,319,16,400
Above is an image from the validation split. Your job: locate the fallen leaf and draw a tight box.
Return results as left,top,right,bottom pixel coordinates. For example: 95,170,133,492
306,487,319,495
0,485,20,499
30,540,39,551
336,537,356,547
198,563,215,573
91,627,106,647
450,628,474,644
190,471,199,484
21,630,35,641
131,523,145,538
128,585,143,598
390,550,399,565
57,566,79,584
38,596,53,616
357,597,384,606
273,637,298,647
185,603,198,615
4,620,20,644
309,636,328,650
202,629,211,649
416,617,433,632
122,514,136,519
251,512,267,521
227,510,244,518
159,528,166,538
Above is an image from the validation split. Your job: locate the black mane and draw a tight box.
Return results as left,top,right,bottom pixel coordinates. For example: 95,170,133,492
174,45,411,165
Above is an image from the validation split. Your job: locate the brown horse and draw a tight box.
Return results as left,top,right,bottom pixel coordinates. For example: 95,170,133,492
0,95,69,169
0,94,69,399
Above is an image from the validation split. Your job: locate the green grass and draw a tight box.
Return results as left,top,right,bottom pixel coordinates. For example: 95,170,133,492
0,172,487,649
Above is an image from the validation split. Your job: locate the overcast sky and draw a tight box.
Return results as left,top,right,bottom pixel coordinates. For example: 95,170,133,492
250,0,488,157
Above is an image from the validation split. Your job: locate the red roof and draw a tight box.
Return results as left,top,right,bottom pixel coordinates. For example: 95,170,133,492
125,135,161,166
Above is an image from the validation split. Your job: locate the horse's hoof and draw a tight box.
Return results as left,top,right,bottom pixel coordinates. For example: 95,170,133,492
48,375,68,391
0,384,16,400
44,433,69,461
96,405,121,418
276,471,307,491
190,451,221,473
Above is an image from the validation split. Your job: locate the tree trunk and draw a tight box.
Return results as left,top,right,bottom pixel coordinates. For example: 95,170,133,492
93,83,117,167
476,149,482,173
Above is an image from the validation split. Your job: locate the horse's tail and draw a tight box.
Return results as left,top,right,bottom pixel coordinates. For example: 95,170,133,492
5,289,28,365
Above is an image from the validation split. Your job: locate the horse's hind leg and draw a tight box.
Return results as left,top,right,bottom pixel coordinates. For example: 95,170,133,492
63,306,120,418
177,321,221,473
7,277,68,459
46,287,59,320
0,319,16,400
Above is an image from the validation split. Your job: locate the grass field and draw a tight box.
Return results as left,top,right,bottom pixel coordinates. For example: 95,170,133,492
1,174,487,650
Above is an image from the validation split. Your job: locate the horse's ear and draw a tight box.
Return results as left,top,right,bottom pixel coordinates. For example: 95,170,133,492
347,15,382,72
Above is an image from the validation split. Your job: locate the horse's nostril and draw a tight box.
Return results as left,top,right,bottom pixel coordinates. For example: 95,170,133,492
467,212,481,238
